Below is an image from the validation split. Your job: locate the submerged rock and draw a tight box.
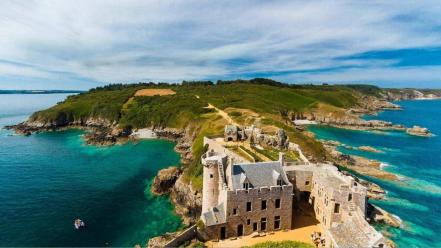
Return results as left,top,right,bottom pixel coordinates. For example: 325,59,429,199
359,146,383,153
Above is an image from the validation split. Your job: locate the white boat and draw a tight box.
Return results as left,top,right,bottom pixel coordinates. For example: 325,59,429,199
74,219,85,229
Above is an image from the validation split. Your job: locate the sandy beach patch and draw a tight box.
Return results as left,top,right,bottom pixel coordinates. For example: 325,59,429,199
134,88,176,96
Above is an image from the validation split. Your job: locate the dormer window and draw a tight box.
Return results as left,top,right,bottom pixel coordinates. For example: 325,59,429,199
243,182,250,190
277,179,283,186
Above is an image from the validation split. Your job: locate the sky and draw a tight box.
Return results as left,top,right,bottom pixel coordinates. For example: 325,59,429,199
1,1,441,90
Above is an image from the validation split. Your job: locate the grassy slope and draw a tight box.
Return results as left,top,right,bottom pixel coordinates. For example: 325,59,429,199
28,80,382,190
30,85,140,123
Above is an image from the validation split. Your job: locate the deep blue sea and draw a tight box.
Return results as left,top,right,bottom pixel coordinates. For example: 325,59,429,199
0,94,182,246
309,100,441,248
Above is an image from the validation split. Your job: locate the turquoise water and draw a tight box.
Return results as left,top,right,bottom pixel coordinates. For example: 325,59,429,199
309,100,441,247
0,94,182,246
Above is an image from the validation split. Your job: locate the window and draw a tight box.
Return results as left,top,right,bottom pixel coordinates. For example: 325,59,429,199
246,202,252,212
305,180,310,185
233,208,237,215
253,222,258,231
274,216,281,230
247,219,251,225
334,203,340,213
275,199,281,209
243,182,250,190
277,179,283,186
210,174,213,178
260,218,267,231
261,200,267,210
348,193,352,201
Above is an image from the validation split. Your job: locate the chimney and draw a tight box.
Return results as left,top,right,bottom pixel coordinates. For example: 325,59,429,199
279,152,285,166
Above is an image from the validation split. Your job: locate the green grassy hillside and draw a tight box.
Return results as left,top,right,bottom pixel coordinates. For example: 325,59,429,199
29,80,378,127
27,79,385,190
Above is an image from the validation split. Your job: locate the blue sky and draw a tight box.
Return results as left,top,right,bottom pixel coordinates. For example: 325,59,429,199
1,1,441,90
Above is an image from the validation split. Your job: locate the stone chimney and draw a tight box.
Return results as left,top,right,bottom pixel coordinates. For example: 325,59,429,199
279,152,285,166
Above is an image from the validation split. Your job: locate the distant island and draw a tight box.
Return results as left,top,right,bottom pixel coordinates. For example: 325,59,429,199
0,90,84,94
6,78,441,247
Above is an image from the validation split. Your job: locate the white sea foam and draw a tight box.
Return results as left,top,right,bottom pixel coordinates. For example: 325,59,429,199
379,162,389,169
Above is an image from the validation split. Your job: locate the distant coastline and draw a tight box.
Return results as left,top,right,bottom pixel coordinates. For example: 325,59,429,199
0,90,84,94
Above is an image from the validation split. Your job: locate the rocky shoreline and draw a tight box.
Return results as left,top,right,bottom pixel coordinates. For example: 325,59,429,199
5,118,202,227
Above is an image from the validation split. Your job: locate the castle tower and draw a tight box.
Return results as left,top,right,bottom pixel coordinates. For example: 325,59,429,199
202,151,221,213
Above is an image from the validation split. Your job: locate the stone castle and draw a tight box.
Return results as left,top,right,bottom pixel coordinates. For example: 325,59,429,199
200,126,389,248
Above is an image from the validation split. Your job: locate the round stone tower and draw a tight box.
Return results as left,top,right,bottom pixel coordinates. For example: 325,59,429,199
201,151,223,213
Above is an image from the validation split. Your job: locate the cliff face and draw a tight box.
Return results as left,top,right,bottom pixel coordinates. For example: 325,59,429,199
385,89,441,101
170,176,202,225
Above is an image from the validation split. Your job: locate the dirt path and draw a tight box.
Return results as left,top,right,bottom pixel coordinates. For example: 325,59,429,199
205,103,239,126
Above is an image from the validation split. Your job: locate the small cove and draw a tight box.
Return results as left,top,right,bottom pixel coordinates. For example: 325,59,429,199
0,94,182,246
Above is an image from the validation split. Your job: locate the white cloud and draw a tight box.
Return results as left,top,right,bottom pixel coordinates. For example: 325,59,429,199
1,0,441,89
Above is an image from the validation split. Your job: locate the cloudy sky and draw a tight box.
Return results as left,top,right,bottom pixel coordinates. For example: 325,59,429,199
1,1,441,90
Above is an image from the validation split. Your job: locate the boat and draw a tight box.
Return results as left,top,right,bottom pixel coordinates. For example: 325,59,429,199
74,219,85,229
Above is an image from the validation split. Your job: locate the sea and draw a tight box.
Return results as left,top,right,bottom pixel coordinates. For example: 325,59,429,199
309,100,441,248
0,94,182,247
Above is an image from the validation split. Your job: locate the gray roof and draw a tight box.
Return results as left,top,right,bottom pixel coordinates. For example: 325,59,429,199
202,202,226,226
225,125,238,132
231,161,290,190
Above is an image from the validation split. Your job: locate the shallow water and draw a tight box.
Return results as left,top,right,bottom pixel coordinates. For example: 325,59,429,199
309,100,441,247
0,94,182,246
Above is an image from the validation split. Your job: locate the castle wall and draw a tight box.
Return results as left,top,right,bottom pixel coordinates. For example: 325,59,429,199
219,185,293,239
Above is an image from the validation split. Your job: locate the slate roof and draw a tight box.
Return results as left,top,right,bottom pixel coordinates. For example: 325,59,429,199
231,161,290,190
225,125,238,133
202,202,226,226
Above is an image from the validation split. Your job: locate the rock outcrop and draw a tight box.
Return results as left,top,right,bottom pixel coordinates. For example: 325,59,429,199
321,140,397,180
406,125,433,137
151,167,182,195
367,204,402,228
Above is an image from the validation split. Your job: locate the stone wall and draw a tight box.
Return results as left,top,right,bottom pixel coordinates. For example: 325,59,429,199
164,225,198,248
223,185,293,238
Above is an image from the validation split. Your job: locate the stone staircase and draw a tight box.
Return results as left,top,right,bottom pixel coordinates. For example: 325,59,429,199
218,161,227,189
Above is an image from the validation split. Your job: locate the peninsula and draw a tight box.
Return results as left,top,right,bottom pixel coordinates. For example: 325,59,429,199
6,79,440,248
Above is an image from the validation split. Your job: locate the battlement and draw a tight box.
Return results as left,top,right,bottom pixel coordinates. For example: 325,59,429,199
201,151,227,167
229,184,293,197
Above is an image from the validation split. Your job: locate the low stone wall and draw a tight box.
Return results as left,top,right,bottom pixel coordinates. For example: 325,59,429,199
164,225,197,248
